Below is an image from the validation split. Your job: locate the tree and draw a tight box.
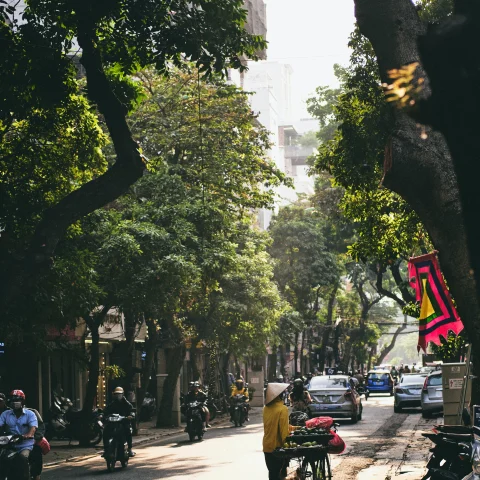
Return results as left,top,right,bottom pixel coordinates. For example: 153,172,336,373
269,203,340,373
0,0,266,331
351,0,480,400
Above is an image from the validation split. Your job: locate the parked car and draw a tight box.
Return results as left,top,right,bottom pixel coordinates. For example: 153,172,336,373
393,373,427,412
421,370,443,418
366,370,394,395
307,375,363,423
418,366,436,374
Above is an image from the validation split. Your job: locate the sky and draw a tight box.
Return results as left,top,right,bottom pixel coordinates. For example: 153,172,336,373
265,0,356,120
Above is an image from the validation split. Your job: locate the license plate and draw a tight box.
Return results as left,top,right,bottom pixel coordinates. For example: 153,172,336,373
410,389,420,394
375,381,382,385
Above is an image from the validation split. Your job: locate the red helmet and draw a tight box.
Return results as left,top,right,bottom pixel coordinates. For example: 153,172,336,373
10,390,25,399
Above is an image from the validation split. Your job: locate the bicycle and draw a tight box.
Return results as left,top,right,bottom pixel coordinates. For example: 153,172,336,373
275,446,332,480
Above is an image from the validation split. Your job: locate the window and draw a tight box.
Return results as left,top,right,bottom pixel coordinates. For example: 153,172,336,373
428,375,442,386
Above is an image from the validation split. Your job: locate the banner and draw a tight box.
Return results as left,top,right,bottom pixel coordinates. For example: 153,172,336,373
408,252,463,352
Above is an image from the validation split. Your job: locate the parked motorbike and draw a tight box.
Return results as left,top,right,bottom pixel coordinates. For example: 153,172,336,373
103,414,129,472
139,393,156,422
0,435,30,480
232,394,248,427
185,401,205,442
45,396,103,445
421,425,480,480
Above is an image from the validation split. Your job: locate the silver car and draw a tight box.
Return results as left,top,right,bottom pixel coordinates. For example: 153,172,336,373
393,373,427,412
307,375,363,423
421,371,443,418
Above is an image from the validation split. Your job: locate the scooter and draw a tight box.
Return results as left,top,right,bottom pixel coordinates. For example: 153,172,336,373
232,394,248,427
45,398,103,445
103,414,130,472
0,435,30,480
185,401,205,442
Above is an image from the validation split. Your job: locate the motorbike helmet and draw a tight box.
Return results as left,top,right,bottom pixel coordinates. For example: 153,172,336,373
9,389,25,411
235,379,244,390
193,382,201,390
293,378,304,388
112,386,124,401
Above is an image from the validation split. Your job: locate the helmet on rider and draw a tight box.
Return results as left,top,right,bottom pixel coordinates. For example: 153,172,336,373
193,382,201,391
293,378,304,391
235,379,244,390
112,386,124,401
9,390,25,411
188,381,196,391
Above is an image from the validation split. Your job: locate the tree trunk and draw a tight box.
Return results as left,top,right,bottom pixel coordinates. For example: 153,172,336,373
267,348,278,381
190,339,201,382
83,319,100,414
137,318,157,425
122,310,138,389
293,333,299,374
354,0,480,404
156,345,185,427
319,286,338,373
377,324,407,365
279,345,286,377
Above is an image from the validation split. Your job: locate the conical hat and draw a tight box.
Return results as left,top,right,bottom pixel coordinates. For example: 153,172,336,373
265,383,289,405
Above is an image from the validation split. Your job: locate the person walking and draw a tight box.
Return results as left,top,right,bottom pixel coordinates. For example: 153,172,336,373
263,383,291,480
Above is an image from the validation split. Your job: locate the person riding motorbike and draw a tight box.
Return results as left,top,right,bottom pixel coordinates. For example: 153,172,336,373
0,390,38,479
289,378,312,413
353,369,365,385
184,382,211,430
103,387,135,457
230,379,250,422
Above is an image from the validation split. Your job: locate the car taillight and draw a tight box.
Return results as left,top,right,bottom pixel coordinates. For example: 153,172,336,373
422,377,428,392
345,389,352,397
395,388,404,394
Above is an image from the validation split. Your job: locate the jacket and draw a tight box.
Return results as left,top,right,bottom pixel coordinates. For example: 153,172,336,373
104,397,134,417
230,387,249,401
262,398,289,453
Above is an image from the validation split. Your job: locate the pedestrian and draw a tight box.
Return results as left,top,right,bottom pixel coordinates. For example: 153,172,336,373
403,365,411,374
263,382,290,480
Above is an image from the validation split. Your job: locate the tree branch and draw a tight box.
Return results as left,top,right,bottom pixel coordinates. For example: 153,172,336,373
376,267,406,307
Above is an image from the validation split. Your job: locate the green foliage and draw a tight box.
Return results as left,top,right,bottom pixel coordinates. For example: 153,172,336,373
415,0,453,22
104,365,126,379
430,332,467,363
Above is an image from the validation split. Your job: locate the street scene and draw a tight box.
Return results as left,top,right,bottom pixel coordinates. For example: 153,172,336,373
1,0,480,479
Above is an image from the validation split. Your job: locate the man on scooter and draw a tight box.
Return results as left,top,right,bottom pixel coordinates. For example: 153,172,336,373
184,382,211,430
0,390,38,478
103,387,135,457
230,378,250,422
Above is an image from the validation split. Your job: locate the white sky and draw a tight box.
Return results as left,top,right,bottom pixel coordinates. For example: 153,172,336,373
265,0,356,120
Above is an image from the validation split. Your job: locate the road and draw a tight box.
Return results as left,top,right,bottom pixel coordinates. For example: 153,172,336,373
43,394,428,480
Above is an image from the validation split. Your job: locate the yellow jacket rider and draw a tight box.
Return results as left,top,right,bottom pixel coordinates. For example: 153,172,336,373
230,378,249,422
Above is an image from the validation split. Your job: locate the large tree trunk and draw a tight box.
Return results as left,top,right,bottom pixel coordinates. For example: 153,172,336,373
279,345,286,377
354,0,480,403
122,310,138,389
83,319,100,415
156,345,185,427
293,333,299,374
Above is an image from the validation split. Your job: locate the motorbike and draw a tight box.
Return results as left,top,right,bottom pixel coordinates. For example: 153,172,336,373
139,393,156,422
185,401,205,442
232,394,248,427
45,396,103,445
421,425,480,480
103,414,130,472
356,385,369,400
0,435,31,480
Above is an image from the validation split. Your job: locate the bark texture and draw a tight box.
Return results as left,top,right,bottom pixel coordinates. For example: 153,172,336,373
354,0,480,400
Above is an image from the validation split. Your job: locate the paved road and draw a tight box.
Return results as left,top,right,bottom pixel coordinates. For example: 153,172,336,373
43,394,424,479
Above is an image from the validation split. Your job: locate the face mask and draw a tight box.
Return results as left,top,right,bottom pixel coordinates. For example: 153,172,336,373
113,394,123,401
12,401,22,410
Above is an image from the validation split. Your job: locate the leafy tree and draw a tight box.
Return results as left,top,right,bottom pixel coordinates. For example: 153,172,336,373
0,0,266,332
269,203,340,372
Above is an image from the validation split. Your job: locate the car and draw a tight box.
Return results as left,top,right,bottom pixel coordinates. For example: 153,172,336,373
393,373,427,412
421,370,443,418
418,366,436,374
366,370,394,395
307,375,363,423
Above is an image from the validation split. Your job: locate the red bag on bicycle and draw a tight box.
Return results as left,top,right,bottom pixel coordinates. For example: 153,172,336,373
328,431,346,454
305,416,334,430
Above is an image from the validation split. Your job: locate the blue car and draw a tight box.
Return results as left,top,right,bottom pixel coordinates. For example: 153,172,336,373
367,370,394,396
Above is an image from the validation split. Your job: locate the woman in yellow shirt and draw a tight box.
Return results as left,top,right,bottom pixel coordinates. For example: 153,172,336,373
263,383,290,479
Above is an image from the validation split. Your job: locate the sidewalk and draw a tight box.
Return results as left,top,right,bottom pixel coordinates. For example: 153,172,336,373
356,414,440,480
45,410,239,467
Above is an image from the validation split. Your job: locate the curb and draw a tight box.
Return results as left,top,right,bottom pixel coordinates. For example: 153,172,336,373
44,416,233,468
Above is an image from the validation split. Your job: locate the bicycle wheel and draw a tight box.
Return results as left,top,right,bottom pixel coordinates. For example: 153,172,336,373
316,455,332,480
300,458,314,479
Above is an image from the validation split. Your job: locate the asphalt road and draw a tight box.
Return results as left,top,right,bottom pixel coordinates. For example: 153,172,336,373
42,394,422,480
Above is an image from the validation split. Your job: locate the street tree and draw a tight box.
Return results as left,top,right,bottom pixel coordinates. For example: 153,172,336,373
0,0,266,332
